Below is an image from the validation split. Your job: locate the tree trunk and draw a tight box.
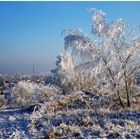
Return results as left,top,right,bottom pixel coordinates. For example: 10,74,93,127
126,87,131,107
124,72,131,107
117,90,124,108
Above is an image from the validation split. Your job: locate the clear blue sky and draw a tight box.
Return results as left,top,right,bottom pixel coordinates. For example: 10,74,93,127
0,1,140,75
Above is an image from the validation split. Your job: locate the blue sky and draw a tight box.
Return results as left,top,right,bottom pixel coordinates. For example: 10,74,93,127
0,1,140,75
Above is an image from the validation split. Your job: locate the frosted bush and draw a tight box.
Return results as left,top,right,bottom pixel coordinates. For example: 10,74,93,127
11,81,38,107
54,50,96,93
54,69,96,93
11,80,62,107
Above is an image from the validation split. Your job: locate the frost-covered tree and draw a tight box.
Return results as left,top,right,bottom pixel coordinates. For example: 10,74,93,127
53,8,140,107
88,8,140,108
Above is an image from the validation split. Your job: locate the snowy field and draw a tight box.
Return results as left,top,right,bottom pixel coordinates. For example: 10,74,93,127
0,87,140,138
0,101,140,138
1,7,140,139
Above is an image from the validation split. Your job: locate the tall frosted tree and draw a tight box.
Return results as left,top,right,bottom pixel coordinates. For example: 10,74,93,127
54,8,140,107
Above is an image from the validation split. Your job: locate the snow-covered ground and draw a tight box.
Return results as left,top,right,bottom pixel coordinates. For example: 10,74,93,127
0,84,140,139
0,107,32,138
0,106,140,139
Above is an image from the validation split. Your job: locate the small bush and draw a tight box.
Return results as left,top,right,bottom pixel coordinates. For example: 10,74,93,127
11,80,62,108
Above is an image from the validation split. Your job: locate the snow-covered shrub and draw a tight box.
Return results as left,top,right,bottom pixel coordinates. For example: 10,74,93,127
53,47,97,93
11,81,38,107
54,69,96,93
11,80,62,107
